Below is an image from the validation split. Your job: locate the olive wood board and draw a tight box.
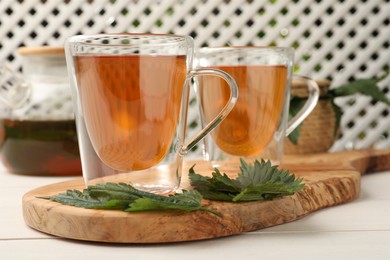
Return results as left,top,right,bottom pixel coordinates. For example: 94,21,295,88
22,149,390,243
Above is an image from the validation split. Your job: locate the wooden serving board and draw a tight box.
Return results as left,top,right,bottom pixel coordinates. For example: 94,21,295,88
23,149,390,243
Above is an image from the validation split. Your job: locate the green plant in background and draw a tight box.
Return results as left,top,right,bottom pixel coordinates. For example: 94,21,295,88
288,71,390,144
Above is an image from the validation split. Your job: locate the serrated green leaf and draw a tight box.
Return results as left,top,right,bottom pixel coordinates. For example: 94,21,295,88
39,182,220,216
87,182,152,201
329,79,390,106
39,189,132,210
237,159,278,187
127,190,200,211
190,190,236,201
189,159,304,202
189,165,240,193
233,182,298,202
126,189,217,214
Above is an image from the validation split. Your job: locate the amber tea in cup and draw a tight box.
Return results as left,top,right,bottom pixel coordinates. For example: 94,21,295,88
198,64,288,156
195,47,319,166
74,55,186,171
65,34,238,193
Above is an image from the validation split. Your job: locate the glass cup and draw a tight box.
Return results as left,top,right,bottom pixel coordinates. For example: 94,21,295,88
65,34,238,193
194,47,319,168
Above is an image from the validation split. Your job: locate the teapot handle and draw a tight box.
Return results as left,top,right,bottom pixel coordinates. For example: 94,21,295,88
0,64,31,109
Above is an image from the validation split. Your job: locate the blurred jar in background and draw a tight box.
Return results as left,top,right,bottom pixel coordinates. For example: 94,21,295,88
0,46,81,176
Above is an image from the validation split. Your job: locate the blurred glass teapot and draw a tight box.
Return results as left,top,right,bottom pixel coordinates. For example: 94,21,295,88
0,47,81,176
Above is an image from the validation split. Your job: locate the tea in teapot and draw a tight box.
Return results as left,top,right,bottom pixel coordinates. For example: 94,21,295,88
0,47,81,176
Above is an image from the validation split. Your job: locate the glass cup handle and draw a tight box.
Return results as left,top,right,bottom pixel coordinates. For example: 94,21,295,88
179,68,239,155
285,75,320,136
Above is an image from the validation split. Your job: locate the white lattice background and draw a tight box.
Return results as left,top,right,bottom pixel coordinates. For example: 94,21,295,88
0,0,389,152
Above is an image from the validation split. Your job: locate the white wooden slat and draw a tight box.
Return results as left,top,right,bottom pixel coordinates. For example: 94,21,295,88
330,45,389,117
194,0,247,47
72,1,130,35
325,22,389,86
0,0,40,41
206,0,269,47
235,0,289,47
376,136,390,149
154,1,198,35
358,113,390,148
0,0,59,61
337,97,388,148
114,0,156,33
332,75,390,150
296,0,363,76
275,0,338,49
34,1,87,46
306,1,388,82
173,0,224,38
41,1,116,45
58,2,107,37
0,0,11,14
264,1,330,51
130,0,177,33
167,1,219,41
331,43,389,135
0,0,388,153
282,0,341,73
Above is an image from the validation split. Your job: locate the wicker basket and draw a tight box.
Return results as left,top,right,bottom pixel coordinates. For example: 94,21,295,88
284,79,336,155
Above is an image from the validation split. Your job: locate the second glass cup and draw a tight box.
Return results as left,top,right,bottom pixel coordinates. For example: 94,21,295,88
65,34,238,193
194,47,319,167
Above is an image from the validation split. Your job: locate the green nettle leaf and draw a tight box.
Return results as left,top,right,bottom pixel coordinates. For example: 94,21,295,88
39,182,220,216
126,190,220,216
189,159,304,202
329,78,390,106
189,166,241,201
40,190,111,208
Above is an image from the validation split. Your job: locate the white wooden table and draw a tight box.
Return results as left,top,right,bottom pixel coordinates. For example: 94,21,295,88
1,168,390,260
